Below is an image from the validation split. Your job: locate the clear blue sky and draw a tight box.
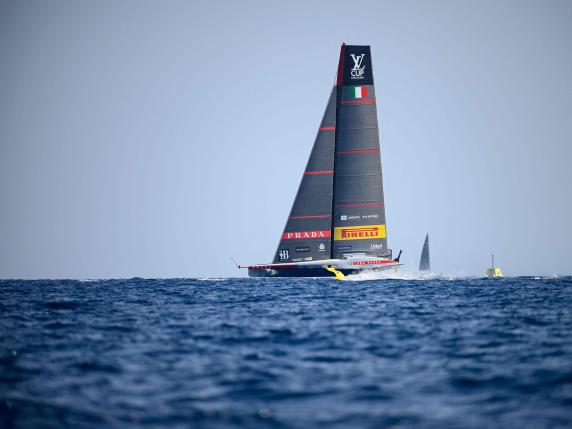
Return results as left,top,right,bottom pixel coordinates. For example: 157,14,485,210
1,0,571,278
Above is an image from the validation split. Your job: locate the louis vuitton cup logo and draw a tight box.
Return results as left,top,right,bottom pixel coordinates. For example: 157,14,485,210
350,53,366,79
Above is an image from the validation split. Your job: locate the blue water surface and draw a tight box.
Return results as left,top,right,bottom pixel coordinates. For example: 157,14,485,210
1,276,571,428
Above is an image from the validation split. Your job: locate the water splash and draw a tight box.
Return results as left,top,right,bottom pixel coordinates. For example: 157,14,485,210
345,269,464,281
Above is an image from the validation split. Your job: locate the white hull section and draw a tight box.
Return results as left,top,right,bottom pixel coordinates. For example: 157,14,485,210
244,254,401,273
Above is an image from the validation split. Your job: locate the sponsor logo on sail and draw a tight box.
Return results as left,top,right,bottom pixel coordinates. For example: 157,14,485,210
340,214,359,221
337,245,352,251
278,249,289,260
334,224,386,241
350,53,366,80
295,247,310,253
318,243,326,252
282,230,331,240
304,257,313,261
370,243,384,250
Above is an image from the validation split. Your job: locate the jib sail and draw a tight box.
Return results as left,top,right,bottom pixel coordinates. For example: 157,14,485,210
331,44,389,259
272,88,337,263
419,233,430,271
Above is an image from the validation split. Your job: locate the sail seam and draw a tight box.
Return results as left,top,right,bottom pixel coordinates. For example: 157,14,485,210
294,193,336,197
337,126,377,131
335,202,384,208
334,173,382,178
341,99,376,104
337,149,380,154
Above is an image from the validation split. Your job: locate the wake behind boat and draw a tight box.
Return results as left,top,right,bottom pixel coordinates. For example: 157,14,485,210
240,43,402,279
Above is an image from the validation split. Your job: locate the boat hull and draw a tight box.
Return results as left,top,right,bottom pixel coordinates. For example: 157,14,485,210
248,265,397,278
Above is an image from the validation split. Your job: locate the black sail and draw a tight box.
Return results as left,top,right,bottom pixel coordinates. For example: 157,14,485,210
272,88,337,263
331,45,390,259
419,233,431,271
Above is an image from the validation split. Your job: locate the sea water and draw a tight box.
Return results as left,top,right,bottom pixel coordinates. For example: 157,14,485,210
1,276,571,428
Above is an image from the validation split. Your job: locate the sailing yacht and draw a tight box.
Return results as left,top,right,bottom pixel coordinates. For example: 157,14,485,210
240,44,401,278
419,234,430,272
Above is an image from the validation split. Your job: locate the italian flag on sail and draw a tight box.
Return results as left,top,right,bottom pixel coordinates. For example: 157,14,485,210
347,86,368,99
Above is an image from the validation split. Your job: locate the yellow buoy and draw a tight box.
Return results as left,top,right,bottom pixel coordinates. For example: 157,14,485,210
486,254,503,278
486,267,503,277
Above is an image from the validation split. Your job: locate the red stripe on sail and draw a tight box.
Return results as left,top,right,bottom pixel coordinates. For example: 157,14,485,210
289,214,331,219
337,149,380,154
335,202,385,208
341,98,376,104
304,170,334,175
319,126,336,131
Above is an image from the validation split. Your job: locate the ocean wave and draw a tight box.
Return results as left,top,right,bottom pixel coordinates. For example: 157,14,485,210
1,277,571,428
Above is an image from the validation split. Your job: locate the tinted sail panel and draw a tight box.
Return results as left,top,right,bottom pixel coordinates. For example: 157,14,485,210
419,234,431,271
332,45,389,259
273,88,337,263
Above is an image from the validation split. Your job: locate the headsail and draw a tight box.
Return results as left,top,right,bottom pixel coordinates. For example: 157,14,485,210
331,44,389,259
419,233,430,272
273,88,337,263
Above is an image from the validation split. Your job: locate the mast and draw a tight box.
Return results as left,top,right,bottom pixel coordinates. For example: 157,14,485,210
331,44,389,259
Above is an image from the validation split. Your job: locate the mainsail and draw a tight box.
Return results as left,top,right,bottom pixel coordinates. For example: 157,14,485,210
273,88,337,263
419,233,430,272
331,45,389,259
